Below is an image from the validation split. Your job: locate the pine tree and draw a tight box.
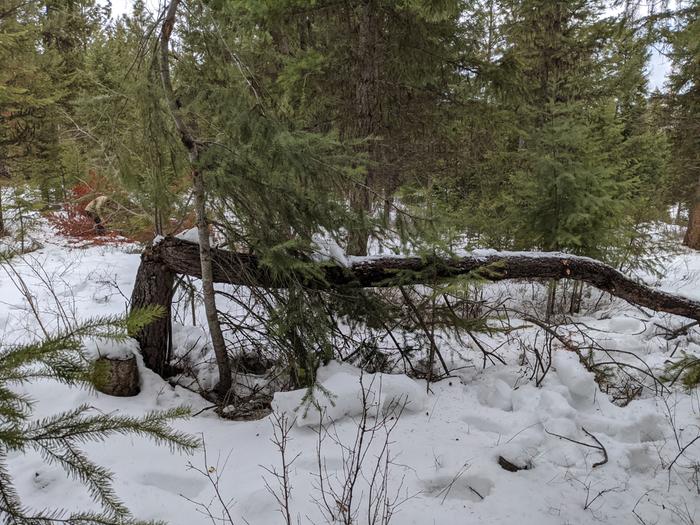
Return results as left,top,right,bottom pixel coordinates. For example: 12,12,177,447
0,1,56,233
74,3,187,235
34,0,109,200
214,0,469,255
494,0,628,258
600,15,673,271
667,3,700,248
0,307,199,524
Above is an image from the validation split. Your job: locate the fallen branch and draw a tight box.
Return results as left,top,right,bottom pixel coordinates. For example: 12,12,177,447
667,433,700,471
131,236,700,376
654,320,699,340
145,237,700,321
545,427,608,468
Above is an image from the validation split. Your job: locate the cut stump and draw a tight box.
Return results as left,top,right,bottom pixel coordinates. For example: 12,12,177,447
92,355,140,397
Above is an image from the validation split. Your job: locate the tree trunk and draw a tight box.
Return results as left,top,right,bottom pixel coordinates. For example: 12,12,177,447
130,236,700,376
545,280,557,321
192,169,232,394
0,187,5,237
684,176,700,250
129,245,174,375
347,0,381,256
159,0,232,395
347,183,371,256
0,157,7,236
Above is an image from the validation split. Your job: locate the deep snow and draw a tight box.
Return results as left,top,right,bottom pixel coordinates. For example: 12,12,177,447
3,224,700,525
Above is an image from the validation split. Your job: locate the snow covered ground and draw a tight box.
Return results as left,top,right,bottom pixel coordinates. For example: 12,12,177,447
3,224,700,525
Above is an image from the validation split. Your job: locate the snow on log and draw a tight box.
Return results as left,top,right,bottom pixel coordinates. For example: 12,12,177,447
131,235,700,375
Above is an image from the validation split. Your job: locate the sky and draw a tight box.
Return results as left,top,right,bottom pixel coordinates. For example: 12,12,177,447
107,0,127,17
109,0,149,17
104,0,672,92
648,48,672,92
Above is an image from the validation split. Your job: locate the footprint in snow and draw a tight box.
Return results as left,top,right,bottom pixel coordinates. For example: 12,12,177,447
32,469,60,490
295,453,345,473
462,414,506,434
139,472,208,499
422,473,494,503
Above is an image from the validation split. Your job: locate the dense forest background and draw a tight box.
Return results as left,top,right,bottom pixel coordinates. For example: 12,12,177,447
1,0,697,255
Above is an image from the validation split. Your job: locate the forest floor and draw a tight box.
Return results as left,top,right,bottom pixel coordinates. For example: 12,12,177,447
3,220,700,525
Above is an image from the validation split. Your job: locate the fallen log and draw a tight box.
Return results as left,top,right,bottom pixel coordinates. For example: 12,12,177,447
131,236,700,375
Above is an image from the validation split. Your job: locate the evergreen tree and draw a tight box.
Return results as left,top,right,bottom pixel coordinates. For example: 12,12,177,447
0,1,56,232
212,0,470,254
75,3,187,235
0,307,198,524
31,0,108,201
667,2,700,248
496,0,629,257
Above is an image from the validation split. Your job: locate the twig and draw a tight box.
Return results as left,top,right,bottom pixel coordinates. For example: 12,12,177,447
668,434,700,471
582,428,609,468
545,426,608,468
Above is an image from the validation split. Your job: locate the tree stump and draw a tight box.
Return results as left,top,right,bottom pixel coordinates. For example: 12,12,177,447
92,355,140,397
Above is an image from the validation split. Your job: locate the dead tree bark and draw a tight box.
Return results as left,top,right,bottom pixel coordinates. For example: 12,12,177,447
131,236,700,375
130,244,174,375
159,0,232,395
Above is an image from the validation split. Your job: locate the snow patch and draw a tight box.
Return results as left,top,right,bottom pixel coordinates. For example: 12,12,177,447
311,233,350,267
553,351,597,403
272,365,427,427
477,378,513,411
176,227,199,243
83,337,139,361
